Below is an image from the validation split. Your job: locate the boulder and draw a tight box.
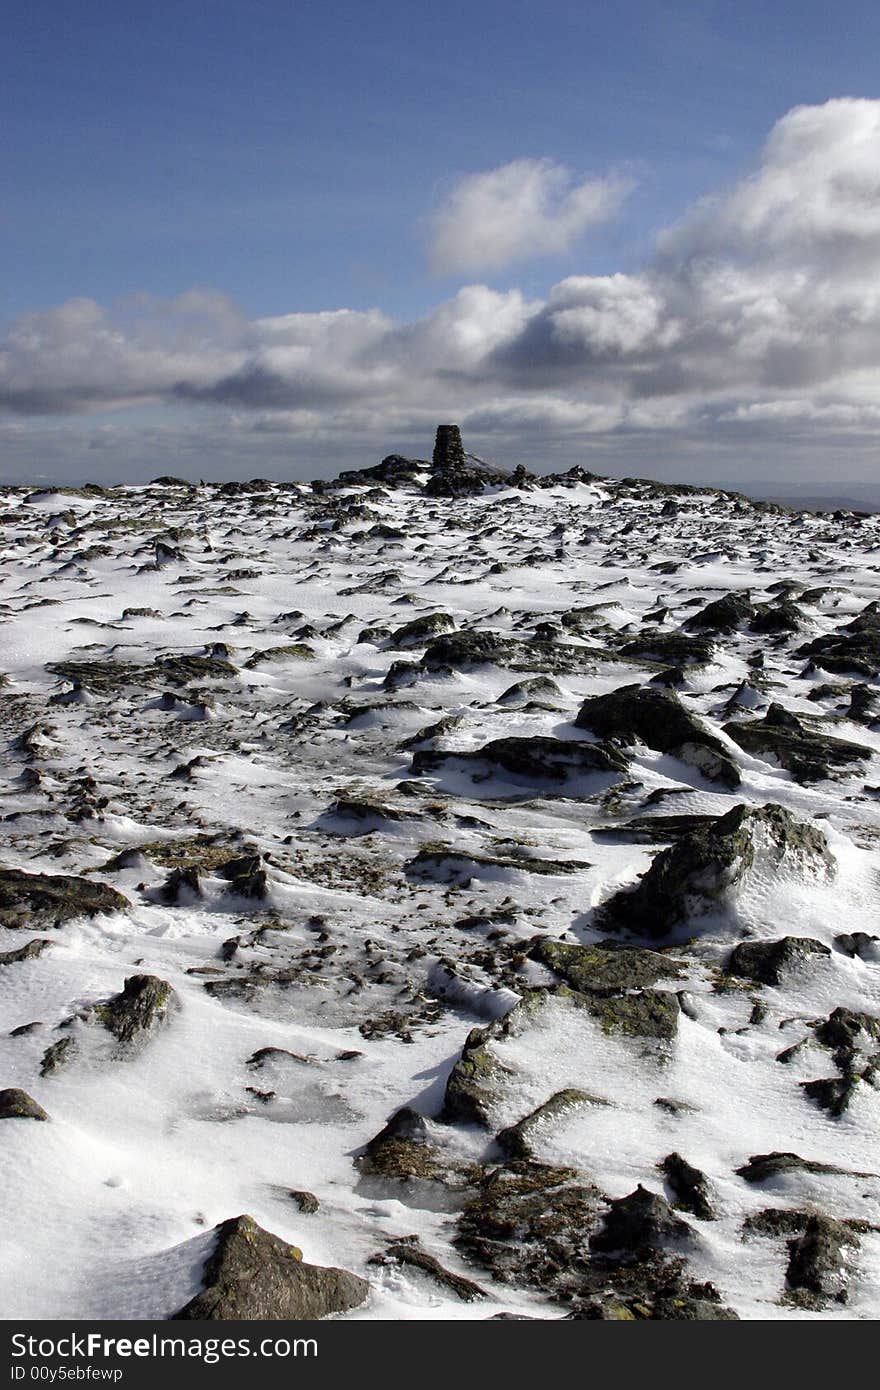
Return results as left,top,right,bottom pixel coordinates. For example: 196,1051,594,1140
172,1215,369,1320
786,1214,858,1308
0,1087,49,1120
726,937,831,986
0,868,128,930
598,803,833,939
575,684,740,787
91,975,177,1044
529,938,685,995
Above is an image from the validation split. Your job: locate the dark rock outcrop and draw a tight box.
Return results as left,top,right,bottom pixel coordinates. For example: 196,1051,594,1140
723,704,871,782
91,974,177,1044
0,868,128,930
598,803,833,939
575,683,740,787
726,937,831,986
0,1087,49,1120
412,735,628,785
172,1215,369,1320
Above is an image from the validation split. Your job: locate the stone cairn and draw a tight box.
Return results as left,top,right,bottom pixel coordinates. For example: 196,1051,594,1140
432,424,467,472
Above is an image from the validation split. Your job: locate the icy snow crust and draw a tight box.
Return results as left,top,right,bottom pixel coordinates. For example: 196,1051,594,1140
0,472,878,1319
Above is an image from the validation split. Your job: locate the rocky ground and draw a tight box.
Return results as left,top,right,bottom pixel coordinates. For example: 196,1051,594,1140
1,433,879,1320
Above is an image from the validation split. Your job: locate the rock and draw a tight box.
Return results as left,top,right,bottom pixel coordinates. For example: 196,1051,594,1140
497,676,564,706
785,1214,858,1308
357,1107,476,1191
0,938,51,966
0,1087,49,1120
455,1160,602,1295
91,974,177,1044
412,736,628,785
590,1186,693,1257
425,426,507,496
420,630,631,676
726,937,831,986
749,600,804,634
593,813,722,844
617,633,716,667
529,938,684,995
172,1215,369,1320
288,1190,319,1214
442,1028,512,1126
159,866,202,904
598,803,833,939
575,684,740,788
814,1006,880,1061
370,1237,485,1301
0,868,128,930
432,424,467,471
659,1153,716,1220
684,592,755,633
40,1037,76,1076
570,986,681,1041
833,932,879,961
800,1074,863,1118
798,608,880,677
496,1090,600,1162
736,1152,877,1184
723,704,871,782
406,847,591,881
389,613,457,648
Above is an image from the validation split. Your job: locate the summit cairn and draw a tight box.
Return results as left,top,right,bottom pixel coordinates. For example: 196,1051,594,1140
426,423,507,497
432,424,467,471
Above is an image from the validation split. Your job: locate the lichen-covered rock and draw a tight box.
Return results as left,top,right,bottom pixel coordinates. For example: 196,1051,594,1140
40,1037,76,1076
726,936,831,986
572,986,681,1041
814,1006,880,1062
723,704,871,782
412,735,627,785
92,974,177,1044
0,868,128,930
598,803,833,939
575,684,740,788
442,1027,513,1126
172,1215,369,1320
530,938,684,995
455,1160,602,1295
159,866,202,904
0,1087,49,1120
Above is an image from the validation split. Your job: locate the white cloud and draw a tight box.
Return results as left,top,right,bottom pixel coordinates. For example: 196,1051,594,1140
6,99,880,484
428,159,632,274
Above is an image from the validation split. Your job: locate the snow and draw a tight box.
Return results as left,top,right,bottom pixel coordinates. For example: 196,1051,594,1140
0,473,878,1319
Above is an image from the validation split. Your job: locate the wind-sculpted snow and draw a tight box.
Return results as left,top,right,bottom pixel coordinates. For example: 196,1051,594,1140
0,466,879,1319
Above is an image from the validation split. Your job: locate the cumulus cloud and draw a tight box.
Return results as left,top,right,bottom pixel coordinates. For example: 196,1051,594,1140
428,159,632,274
5,98,880,482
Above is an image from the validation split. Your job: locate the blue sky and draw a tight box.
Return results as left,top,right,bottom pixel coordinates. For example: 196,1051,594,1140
4,1,880,486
